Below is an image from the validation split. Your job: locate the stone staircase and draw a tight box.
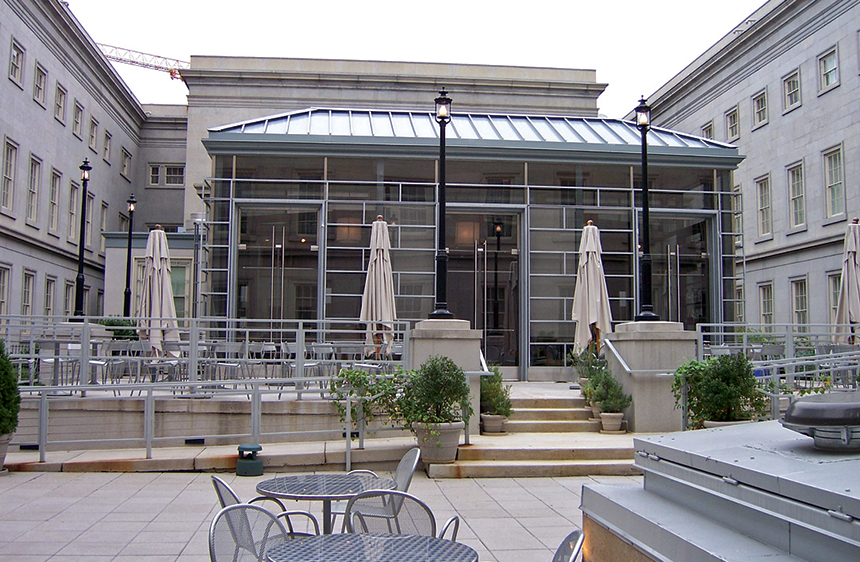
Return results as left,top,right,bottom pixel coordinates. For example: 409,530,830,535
428,395,640,478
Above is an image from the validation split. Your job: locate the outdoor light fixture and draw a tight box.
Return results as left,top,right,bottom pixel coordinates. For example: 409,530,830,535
634,97,659,321
74,159,92,317
430,88,454,319
123,193,136,317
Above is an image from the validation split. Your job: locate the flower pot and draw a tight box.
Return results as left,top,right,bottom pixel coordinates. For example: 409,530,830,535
599,412,624,432
591,404,602,421
480,413,507,434
0,433,12,475
412,421,464,464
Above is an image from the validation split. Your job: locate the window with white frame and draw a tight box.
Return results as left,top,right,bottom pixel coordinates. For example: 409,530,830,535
118,212,129,233
68,181,78,239
829,272,841,325
82,287,89,316
73,102,83,137
701,122,713,139
725,106,739,140
756,175,771,237
99,202,108,253
149,164,160,185
33,63,47,106
791,278,808,328
0,266,8,315
759,283,774,326
165,166,184,185
752,90,767,128
818,47,839,92
102,132,111,162
44,277,55,317
783,70,801,111
54,84,66,123
732,181,743,245
21,270,34,316
120,149,131,177
735,285,744,324
49,169,60,231
9,40,24,86
787,162,805,228
2,140,17,210
63,281,74,316
85,193,94,246
27,156,40,222
97,290,103,316
824,146,844,218
88,118,98,151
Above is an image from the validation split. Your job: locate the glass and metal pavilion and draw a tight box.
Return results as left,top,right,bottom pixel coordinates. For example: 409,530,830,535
200,107,743,380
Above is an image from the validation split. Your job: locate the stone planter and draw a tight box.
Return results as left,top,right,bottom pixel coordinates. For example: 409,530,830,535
0,433,12,475
599,412,624,432
412,421,465,464
480,413,507,434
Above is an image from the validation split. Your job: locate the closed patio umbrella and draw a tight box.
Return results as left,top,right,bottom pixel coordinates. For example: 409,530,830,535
835,218,860,343
360,216,397,351
137,225,180,357
571,221,613,353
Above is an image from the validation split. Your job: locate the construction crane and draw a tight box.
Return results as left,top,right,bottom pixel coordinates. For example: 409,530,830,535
97,44,189,80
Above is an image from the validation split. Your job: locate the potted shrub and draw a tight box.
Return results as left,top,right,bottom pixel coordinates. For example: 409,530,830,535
597,375,632,433
480,365,513,434
0,341,21,474
329,367,399,433
672,353,769,429
570,348,609,419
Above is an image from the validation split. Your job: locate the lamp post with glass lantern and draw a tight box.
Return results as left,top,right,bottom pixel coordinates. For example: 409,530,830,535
74,159,91,317
430,88,454,319
634,97,659,321
123,194,136,317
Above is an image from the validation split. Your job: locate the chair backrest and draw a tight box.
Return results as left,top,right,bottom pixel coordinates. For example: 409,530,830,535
551,529,584,562
209,504,288,562
393,447,421,492
211,475,242,508
345,490,436,537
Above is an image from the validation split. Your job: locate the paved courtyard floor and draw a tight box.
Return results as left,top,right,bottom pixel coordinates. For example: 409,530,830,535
0,468,642,562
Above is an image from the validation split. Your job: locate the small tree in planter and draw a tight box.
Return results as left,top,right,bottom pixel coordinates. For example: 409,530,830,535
480,365,513,434
597,375,632,432
569,348,610,418
0,341,21,473
329,367,399,435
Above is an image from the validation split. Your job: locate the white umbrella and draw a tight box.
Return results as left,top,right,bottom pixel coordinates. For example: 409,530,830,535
571,221,613,353
360,216,397,351
835,218,860,343
137,225,180,357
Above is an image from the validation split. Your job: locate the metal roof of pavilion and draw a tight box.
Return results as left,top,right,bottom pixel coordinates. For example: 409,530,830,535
210,107,733,151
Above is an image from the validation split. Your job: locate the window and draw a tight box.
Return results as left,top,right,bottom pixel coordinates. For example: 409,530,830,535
54,84,66,122
68,181,78,239
818,47,839,92
45,277,55,317
120,149,131,177
49,170,60,231
27,156,40,222
33,63,47,105
756,175,771,237
752,90,767,128
0,266,8,315
787,163,805,228
824,146,844,218
63,281,74,316
295,284,317,319
170,260,191,318
88,119,98,151
791,278,808,328
165,166,184,185
118,212,129,233
73,102,83,137
22,271,34,316
9,40,24,86
829,272,841,325
2,140,17,210
102,132,111,162
100,202,108,253
735,286,744,324
149,165,160,185
732,182,743,245
725,106,739,141
701,122,713,139
85,193,94,247
759,283,774,326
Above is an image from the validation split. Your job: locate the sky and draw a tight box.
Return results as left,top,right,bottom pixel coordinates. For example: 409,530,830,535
67,0,767,119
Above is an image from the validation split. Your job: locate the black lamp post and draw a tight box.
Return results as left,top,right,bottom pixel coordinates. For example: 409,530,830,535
493,221,502,330
123,193,136,317
634,97,659,321
430,88,454,319
73,159,91,317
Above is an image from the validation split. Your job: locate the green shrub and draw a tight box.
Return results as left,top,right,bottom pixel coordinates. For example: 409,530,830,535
480,365,513,417
98,317,139,340
598,376,632,413
396,355,472,426
0,341,21,435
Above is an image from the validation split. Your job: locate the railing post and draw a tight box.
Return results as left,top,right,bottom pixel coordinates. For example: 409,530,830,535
145,388,154,459
297,323,306,377
251,382,261,443
345,395,352,471
81,318,93,385
39,390,48,463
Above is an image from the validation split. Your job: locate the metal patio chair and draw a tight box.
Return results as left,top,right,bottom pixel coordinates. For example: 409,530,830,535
345,489,436,536
209,504,290,562
211,476,320,538
551,529,584,562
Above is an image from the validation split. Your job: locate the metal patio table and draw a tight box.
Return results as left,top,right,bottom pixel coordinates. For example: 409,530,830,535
266,532,478,562
256,473,395,534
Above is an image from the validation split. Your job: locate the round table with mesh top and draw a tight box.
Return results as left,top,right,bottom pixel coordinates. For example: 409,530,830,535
256,473,395,534
266,532,479,562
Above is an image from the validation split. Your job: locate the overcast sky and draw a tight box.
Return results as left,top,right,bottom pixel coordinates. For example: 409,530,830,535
68,0,766,119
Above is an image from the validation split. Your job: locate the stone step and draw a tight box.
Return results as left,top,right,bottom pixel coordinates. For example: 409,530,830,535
510,397,586,409
505,419,602,433
427,459,641,478
509,407,593,421
458,445,634,462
